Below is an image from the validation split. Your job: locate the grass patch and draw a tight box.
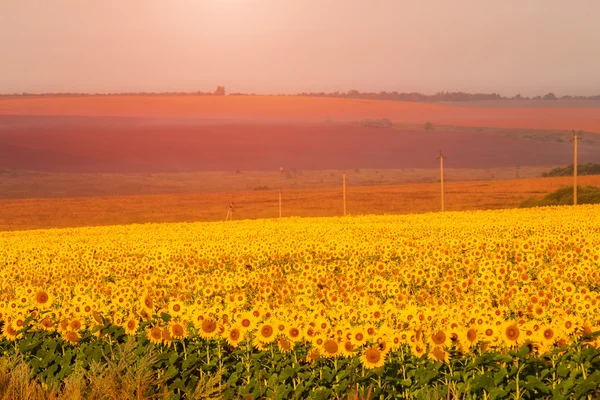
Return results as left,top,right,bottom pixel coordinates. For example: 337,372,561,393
520,185,600,207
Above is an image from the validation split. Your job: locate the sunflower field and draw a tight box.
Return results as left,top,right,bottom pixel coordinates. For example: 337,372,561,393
1,205,600,399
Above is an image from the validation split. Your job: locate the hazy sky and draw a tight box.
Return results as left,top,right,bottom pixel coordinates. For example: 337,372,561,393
1,0,599,96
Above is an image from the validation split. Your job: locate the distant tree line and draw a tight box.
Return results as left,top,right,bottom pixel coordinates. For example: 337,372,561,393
541,163,600,177
4,86,226,97
3,87,600,102
291,90,600,102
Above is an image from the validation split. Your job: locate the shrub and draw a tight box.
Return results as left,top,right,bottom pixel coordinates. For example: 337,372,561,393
520,185,600,208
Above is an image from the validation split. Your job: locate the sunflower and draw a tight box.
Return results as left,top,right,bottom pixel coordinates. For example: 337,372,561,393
237,313,256,332
225,325,244,348
462,327,479,349
305,348,321,362
429,329,452,348
274,320,288,336
340,340,358,358
167,300,186,318
277,337,293,353
360,345,386,369
58,318,70,334
559,315,578,336
140,292,155,314
63,330,81,346
34,290,53,310
388,334,404,351
169,320,188,340
429,346,450,363
502,323,521,347
1,323,21,341
198,318,219,339
286,326,303,342
10,316,27,334
377,339,392,357
410,342,427,358
123,315,139,335
257,323,276,344
321,339,341,358
162,327,174,347
481,325,498,342
310,334,325,349
350,328,368,347
92,311,104,325
69,318,84,332
147,325,163,345
39,316,55,332
538,325,556,346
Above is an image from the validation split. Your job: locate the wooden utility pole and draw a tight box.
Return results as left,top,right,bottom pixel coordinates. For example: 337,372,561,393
278,189,282,218
225,202,234,221
438,151,445,212
342,172,347,216
572,130,581,205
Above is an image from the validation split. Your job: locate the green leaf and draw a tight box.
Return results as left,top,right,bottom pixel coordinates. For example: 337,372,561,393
165,365,179,381
181,353,198,370
494,367,508,386
273,384,291,400
279,366,295,382
488,387,508,400
172,378,186,391
557,363,570,378
168,351,179,365
522,375,549,394
574,372,600,398
46,339,58,354
227,372,239,386
492,354,512,363
267,372,278,388
471,373,494,392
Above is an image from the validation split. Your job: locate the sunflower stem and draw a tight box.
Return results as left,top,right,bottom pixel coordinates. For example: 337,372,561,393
206,342,210,365
334,357,339,383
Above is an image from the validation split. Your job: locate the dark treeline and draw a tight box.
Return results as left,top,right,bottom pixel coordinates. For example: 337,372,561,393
541,163,600,177
3,87,600,102
5,86,226,97
292,90,600,102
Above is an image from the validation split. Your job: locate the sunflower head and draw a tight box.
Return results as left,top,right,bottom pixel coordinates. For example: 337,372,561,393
225,325,244,348
124,315,139,335
34,290,53,310
169,321,188,339
321,339,341,358
360,345,385,369
64,330,81,346
147,325,163,345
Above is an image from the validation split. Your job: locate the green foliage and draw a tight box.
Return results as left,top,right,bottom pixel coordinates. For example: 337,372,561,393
2,326,600,399
520,185,600,208
541,163,600,177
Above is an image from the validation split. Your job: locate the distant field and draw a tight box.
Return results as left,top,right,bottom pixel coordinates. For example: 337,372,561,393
438,99,600,108
2,95,600,132
2,175,599,232
1,115,597,174
0,166,554,199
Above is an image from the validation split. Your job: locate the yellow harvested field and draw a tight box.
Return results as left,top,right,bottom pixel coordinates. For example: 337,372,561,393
1,175,600,232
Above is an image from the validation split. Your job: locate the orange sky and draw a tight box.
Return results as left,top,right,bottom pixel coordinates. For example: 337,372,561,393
1,0,600,96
